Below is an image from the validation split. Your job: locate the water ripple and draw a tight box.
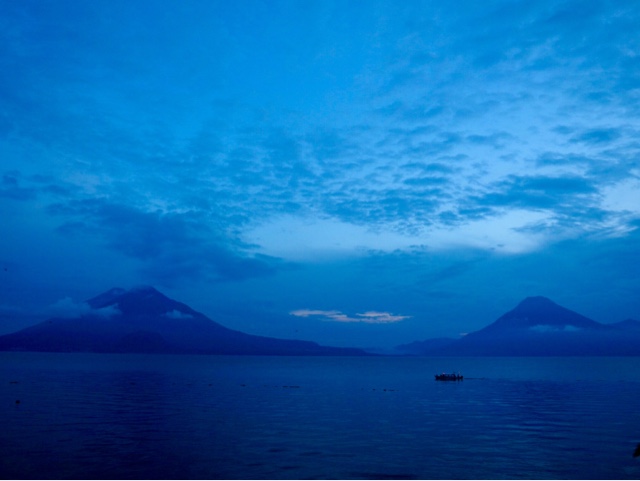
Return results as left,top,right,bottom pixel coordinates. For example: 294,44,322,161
2,353,640,479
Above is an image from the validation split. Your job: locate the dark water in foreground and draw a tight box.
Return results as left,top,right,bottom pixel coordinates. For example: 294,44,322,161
1,354,640,480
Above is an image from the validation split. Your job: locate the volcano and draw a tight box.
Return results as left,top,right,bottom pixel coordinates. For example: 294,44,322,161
398,296,640,356
0,286,368,356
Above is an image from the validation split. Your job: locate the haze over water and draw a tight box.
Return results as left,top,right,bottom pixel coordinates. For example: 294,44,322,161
2,353,640,479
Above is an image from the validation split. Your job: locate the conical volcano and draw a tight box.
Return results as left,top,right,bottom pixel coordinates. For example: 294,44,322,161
408,296,640,356
0,287,367,356
478,296,604,333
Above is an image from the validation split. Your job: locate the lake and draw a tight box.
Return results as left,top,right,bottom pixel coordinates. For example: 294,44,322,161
1,353,640,479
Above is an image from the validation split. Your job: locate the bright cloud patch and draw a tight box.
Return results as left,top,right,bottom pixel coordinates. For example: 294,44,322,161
164,310,194,320
290,309,409,324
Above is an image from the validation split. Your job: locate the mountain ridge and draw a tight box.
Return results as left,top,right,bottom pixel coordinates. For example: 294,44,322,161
472,295,606,334
399,296,640,356
1,288,637,356
0,286,368,356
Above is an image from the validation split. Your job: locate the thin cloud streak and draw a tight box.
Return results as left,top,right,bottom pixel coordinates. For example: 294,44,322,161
290,309,410,324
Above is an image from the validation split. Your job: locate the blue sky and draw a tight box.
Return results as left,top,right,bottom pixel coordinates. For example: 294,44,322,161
1,0,639,348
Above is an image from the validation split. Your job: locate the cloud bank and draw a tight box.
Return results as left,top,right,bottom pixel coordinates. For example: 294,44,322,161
290,309,410,324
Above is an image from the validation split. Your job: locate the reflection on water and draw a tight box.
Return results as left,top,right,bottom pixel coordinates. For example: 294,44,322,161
1,353,640,479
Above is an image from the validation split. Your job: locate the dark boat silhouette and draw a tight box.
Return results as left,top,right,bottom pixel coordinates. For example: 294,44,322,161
435,373,463,381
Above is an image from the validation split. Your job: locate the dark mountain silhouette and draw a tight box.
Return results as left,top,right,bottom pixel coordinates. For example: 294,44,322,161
478,296,604,332
0,286,368,356
400,296,640,356
609,319,640,331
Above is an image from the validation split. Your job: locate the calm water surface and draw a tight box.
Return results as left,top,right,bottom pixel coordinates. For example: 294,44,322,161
1,353,640,479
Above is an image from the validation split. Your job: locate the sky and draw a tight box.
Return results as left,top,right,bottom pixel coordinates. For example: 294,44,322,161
1,0,639,349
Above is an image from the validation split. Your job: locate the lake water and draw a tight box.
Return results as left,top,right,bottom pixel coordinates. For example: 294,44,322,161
1,353,640,480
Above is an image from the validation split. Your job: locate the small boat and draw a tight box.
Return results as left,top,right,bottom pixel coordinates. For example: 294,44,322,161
435,373,463,381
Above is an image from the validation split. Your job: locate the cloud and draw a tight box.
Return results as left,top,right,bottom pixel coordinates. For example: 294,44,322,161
356,311,412,323
570,128,623,145
0,173,36,201
290,309,409,324
47,297,120,318
534,152,596,168
465,132,513,148
49,199,280,285
468,174,599,212
164,309,194,320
